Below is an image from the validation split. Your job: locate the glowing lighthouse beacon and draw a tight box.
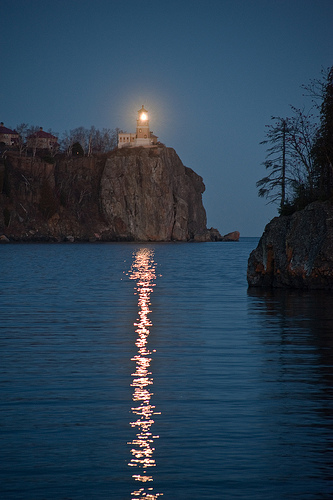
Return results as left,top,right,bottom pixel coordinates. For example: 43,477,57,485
118,105,158,148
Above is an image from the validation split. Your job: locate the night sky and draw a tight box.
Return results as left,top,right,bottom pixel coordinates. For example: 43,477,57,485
2,0,333,236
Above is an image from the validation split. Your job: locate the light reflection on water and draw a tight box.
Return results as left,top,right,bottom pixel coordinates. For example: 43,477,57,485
128,248,162,499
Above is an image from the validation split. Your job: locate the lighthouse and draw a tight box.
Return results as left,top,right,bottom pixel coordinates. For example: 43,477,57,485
135,105,151,146
118,106,158,148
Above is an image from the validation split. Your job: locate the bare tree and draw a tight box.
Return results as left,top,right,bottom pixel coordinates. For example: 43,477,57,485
47,128,59,157
286,106,318,195
258,106,318,213
60,126,122,155
61,130,76,157
27,125,40,158
15,123,29,156
87,126,96,156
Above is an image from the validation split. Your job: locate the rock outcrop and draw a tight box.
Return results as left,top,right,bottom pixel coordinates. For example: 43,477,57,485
247,201,333,289
222,231,240,242
100,147,213,241
0,146,223,242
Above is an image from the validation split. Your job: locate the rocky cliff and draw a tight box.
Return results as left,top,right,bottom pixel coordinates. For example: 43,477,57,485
0,146,222,242
247,201,333,289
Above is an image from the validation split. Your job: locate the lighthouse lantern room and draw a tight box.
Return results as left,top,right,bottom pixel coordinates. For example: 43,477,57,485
118,106,158,148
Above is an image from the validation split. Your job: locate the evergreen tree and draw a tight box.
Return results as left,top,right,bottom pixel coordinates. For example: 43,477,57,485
257,117,295,211
311,66,333,199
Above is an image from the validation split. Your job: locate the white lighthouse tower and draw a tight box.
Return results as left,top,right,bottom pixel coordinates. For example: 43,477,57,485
135,105,151,147
118,106,158,148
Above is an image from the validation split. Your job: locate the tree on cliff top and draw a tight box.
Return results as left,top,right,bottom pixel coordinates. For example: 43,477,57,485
61,127,118,156
257,66,333,214
257,117,296,211
15,123,29,156
311,67,333,199
258,108,318,214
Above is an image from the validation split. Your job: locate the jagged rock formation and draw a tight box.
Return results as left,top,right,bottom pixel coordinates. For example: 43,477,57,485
247,201,333,289
0,146,223,242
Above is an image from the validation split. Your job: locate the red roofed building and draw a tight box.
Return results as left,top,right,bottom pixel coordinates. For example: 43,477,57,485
0,122,19,146
27,127,58,151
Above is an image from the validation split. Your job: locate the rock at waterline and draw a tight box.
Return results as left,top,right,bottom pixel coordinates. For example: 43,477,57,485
222,231,240,242
247,201,333,289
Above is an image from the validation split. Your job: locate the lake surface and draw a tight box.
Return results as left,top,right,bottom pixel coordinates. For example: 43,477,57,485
1,239,333,499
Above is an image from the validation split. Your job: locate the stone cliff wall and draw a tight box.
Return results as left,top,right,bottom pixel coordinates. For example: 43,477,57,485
100,147,209,241
0,146,220,242
247,201,333,289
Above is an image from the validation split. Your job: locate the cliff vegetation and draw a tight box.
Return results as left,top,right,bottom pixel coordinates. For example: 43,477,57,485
257,66,333,216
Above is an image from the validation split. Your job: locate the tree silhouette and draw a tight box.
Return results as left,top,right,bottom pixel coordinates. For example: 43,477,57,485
311,67,333,199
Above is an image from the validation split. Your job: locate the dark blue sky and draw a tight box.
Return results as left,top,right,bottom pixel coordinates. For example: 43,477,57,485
2,0,333,236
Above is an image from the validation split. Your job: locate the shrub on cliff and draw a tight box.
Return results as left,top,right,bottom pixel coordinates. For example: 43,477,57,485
1,160,11,197
43,156,56,164
39,180,59,219
71,142,84,156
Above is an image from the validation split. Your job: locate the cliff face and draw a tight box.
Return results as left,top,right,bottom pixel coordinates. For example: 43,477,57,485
0,146,219,242
100,147,209,241
247,201,333,289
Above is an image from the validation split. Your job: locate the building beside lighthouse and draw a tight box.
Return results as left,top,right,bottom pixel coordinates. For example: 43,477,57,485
118,106,158,148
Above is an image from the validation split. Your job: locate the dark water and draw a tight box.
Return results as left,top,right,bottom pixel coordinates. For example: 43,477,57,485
1,239,333,499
